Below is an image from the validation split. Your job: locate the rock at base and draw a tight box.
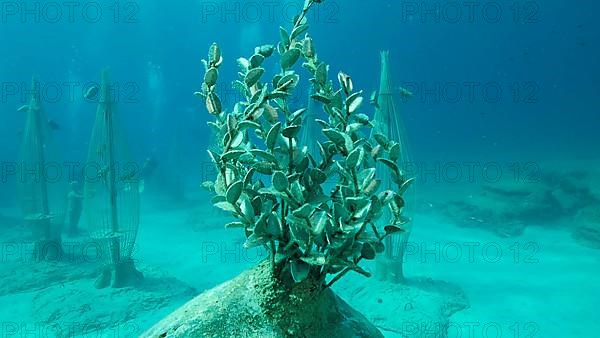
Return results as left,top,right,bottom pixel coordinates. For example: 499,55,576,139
143,262,383,337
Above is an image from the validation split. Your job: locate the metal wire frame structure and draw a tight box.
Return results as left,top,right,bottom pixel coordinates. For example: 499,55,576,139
83,69,142,288
372,51,415,283
299,84,323,159
17,76,68,261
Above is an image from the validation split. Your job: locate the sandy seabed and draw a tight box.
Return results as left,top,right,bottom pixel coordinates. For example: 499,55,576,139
1,165,599,337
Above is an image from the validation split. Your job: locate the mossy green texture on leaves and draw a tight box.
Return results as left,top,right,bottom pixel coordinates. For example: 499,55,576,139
197,0,412,289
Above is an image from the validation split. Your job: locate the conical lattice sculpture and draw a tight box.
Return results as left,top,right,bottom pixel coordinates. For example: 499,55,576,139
84,69,142,288
372,51,415,283
299,84,322,157
17,76,67,261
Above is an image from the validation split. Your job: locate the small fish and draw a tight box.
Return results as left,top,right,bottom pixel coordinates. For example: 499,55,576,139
121,170,137,181
17,105,29,112
106,231,124,239
370,90,379,108
48,119,60,131
97,166,109,179
399,86,414,98
84,85,99,100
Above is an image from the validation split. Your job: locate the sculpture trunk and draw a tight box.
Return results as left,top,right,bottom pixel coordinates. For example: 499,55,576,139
104,75,121,269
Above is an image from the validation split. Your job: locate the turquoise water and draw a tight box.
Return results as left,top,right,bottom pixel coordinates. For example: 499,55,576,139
0,1,599,337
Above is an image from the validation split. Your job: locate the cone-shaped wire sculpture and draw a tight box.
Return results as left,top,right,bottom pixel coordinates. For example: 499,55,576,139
84,69,142,288
372,51,415,283
300,84,322,158
17,76,67,261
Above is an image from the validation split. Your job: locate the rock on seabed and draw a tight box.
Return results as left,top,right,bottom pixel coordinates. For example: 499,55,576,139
143,262,383,337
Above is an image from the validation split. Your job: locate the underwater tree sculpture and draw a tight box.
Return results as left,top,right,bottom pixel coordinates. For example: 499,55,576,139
145,1,413,336
372,51,415,283
84,69,143,288
197,1,413,291
17,76,67,261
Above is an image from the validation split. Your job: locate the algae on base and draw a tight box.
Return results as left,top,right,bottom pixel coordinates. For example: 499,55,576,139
143,262,382,338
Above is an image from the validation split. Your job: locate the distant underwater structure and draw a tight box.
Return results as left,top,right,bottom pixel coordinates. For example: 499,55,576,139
83,69,143,288
299,84,322,157
17,76,68,261
372,51,415,283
